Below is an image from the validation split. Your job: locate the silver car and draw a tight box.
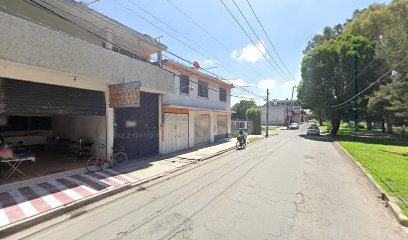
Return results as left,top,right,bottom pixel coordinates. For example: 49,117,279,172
307,126,320,135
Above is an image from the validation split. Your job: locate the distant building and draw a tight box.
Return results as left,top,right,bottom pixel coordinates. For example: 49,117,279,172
261,99,301,126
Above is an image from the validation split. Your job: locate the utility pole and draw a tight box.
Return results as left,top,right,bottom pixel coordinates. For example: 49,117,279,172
266,89,269,138
354,49,359,133
289,85,296,124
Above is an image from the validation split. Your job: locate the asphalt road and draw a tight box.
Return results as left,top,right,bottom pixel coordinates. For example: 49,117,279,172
21,124,408,240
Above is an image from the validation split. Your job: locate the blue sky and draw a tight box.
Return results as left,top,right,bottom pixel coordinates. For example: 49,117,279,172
85,0,389,105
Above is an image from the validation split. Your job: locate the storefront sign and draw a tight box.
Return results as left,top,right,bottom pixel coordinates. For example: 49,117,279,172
109,81,141,108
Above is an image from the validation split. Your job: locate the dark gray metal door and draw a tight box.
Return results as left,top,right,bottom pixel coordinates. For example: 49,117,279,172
114,107,139,160
138,92,159,157
113,92,159,159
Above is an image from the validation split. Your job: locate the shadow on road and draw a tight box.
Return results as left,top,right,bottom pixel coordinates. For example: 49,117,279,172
299,134,333,142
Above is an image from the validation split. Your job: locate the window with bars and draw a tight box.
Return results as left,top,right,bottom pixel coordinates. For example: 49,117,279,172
219,88,227,102
180,75,190,94
198,80,209,98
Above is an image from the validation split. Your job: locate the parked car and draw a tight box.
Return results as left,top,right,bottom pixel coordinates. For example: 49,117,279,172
289,123,299,130
307,126,320,135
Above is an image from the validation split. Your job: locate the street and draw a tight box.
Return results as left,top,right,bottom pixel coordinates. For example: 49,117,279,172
19,124,408,240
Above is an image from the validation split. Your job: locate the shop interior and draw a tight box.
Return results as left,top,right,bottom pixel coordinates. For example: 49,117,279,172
0,114,106,185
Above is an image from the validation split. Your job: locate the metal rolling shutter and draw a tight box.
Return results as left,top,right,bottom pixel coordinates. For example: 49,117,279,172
194,114,210,145
0,78,106,116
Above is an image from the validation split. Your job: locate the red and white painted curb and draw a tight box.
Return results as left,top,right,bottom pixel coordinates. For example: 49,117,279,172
0,169,139,227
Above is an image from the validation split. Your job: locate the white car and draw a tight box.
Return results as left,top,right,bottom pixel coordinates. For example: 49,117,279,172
307,126,320,135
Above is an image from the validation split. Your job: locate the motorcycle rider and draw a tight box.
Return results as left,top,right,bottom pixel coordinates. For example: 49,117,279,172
238,128,247,145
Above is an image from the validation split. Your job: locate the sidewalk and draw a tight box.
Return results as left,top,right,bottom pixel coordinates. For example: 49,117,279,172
0,137,263,233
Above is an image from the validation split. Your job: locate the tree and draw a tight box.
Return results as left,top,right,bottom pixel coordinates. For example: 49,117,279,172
246,107,261,135
367,0,408,130
303,25,343,55
231,100,257,120
298,35,377,135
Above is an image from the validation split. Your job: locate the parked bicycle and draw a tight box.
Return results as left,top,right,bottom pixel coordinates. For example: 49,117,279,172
86,144,128,172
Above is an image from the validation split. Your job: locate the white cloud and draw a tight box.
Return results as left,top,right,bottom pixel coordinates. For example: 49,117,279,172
257,79,278,90
204,59,216,65
231,40,267,63
280,80,298,90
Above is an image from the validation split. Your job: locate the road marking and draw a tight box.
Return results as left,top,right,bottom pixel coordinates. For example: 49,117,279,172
0,209,10,227
18,187,52,213
52,179,85,200
96,171,126,185
29,185,62,209
64,177,98,195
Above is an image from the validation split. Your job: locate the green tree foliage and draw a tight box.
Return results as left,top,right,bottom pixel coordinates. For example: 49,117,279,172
368,0,408,129
300,0,408,134
231,100,257,120
368,74,408,132
246,107,262,135
299,35,377,135
343,3,391,41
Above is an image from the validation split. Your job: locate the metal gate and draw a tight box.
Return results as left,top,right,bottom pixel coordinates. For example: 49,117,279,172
194,114,210,145
163,113,189,154
113,92,159,160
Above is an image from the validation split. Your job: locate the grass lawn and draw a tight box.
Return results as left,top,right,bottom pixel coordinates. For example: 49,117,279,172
332,127,408,216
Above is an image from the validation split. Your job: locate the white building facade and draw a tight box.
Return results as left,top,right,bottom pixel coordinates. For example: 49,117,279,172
0,0,174,164
261,100,301,126
160,60,233,154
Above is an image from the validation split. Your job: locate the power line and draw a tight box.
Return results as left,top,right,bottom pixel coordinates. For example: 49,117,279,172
24,1,254,100
219,0,289,82
165,0,268,82
118,0,265,96
245,0,296,81
125,0,265,96
331,55,408,108
230,0,291,81
164,51,266,99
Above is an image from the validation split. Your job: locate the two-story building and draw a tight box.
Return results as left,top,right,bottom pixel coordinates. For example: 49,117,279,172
0,0,174,178
261,99,301,126
160,60,233,154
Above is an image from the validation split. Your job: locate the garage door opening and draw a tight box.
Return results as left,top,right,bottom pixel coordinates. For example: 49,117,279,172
0,78,106,185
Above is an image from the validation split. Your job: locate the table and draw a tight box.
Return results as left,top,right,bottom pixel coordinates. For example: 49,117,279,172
1,156,36,182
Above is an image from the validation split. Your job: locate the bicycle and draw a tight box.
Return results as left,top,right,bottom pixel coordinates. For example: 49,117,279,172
86,144,128,172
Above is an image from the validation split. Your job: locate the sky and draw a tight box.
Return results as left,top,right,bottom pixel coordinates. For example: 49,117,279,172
84,0,390,105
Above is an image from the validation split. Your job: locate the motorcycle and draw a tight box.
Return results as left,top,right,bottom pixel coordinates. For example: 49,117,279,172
236,135,246,150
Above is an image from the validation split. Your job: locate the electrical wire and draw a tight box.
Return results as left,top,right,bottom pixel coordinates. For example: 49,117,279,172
126,0,264,95
219,0,289,82
331,55,408,108
245,0,297,81
119,0,266,97
164,50,266,99
164,0,268,83
23,0,255,101
230,0,291,81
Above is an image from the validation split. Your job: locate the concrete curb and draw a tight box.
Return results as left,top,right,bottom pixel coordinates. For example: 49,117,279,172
0,138,269,237
327,135,408,227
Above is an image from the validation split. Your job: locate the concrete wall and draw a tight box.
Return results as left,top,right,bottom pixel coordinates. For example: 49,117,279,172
0,11,174,94
52,115,106,149
162,70,231,111
261,105,301,125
